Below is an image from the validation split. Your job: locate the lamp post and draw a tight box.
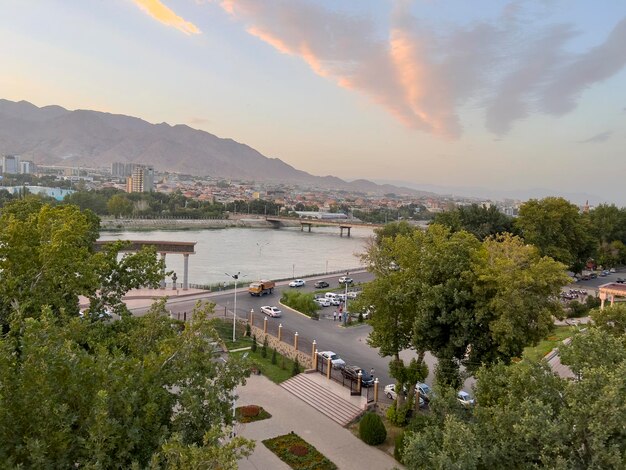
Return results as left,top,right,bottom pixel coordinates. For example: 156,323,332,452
344,271,349,324
225,272,241,342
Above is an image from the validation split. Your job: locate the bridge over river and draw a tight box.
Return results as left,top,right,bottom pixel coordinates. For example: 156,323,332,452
265,216,383,237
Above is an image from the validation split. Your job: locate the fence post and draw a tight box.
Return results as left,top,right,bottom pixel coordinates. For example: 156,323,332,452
249,309,254,327
294,332,299,350
357,371,362,394
374,378,379,403
263,316,268,334
311,340,316,361
313,348,318,370
326,357,332,380
278,323,283,342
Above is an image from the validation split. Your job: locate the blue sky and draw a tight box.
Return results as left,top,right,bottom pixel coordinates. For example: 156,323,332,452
2,1,626,203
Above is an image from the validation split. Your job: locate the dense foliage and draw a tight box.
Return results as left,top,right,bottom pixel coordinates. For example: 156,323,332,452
433,203,515,240
0,301,254,468
0,198,165,326
280,290,319,316
359,412,387,445
402,305,626,469
362,224,568,388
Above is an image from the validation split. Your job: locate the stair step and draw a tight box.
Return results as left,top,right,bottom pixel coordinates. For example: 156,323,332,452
280,374,363,426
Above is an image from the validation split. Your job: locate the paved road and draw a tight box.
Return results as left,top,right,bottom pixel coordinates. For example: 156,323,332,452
127,270,423,396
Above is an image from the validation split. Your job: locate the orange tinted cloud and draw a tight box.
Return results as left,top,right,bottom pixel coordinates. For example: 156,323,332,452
132,0,201,35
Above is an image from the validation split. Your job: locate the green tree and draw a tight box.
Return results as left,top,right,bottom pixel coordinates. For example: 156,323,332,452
0,302,254,468
107,193,133,218
403,322,626,469
515,197,595,271
0,199,165,325
468,234,569,368
433,204,514,240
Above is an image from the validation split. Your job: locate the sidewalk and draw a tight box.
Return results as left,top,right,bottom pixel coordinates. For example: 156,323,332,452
236,374,400,470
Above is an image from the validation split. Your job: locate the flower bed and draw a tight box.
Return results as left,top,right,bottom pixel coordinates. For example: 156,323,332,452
263,432,337,470
235,405,272,423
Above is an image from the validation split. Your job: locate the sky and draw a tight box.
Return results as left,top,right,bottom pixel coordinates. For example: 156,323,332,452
2,0,626,204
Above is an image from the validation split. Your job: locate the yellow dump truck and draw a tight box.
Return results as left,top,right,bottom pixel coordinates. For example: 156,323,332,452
248,280,275,296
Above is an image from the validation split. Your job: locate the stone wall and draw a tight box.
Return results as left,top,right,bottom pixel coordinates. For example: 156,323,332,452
249,324,313,369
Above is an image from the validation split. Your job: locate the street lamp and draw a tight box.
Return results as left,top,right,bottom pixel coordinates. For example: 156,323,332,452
225,272,241,342
344,271,349,324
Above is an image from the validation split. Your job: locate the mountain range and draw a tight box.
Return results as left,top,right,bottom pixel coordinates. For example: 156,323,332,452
0,99,434,196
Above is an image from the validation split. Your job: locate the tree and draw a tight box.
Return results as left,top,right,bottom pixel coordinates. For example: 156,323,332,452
0,199,165,326
107,193,133,218
403,321,626,469
468,234,569,369
515,197,595,271
433,204,514,240
361,225,568,389
0,302,254,468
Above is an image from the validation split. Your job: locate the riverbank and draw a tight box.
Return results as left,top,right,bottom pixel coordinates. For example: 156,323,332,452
100,216,275,231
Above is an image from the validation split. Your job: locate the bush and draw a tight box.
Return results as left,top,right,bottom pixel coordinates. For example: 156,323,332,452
394,430,406,463
359,412,387,445
281,355,286,370
271,348,277,365
292,357,301,376
245,323,251,337
386,401,410,427
251,334,257,352
358,311,364,323
262,336,268,358
240,405,260,418
281,290,319,316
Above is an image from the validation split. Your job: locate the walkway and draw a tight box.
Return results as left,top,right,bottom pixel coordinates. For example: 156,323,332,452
236,374,400,470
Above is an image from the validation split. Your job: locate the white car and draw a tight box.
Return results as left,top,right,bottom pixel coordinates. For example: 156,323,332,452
289,279,306,287
384,384,425,406
338,276,354,285
260,306,282,317
318,351,346,369
314,297,331,307
457,390,475,407
347,291,360,299
329,297,342,306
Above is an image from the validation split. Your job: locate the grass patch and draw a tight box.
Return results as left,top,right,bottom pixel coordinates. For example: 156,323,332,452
231,347,300,384
263,432,337,470
523,325,580,362
210,318,253,350
235,405,272,423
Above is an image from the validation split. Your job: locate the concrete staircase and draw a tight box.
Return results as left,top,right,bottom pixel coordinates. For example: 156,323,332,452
280,373,363,426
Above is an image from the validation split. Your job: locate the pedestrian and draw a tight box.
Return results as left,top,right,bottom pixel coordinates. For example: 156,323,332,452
370,367,375,378
333,310,337,321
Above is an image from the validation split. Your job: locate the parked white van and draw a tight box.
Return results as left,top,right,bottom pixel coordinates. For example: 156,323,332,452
325,292,339,300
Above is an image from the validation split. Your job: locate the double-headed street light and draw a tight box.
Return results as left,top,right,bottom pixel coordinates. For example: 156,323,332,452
225,271,242,342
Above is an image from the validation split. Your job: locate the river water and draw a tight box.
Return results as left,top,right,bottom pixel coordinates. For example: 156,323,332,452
99,225,374,286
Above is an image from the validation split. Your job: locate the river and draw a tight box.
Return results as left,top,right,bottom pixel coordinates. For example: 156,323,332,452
98,225,374,286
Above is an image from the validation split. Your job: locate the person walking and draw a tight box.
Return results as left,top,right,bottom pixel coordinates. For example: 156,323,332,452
333,310,337,321
370,367,375,378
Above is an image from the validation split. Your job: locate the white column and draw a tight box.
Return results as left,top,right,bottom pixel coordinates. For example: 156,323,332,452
183,254,189,290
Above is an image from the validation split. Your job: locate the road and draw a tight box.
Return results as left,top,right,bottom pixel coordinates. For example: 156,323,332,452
128,270,436,397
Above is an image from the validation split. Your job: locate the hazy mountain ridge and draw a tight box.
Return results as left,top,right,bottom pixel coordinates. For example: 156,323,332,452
0,99,434,196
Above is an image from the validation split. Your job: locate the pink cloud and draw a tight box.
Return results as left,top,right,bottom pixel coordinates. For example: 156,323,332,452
132,0,201,35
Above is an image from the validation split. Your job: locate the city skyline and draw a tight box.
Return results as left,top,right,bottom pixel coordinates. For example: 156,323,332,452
2,1,626,203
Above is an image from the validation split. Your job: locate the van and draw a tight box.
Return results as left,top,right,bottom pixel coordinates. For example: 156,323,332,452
325,292,339,300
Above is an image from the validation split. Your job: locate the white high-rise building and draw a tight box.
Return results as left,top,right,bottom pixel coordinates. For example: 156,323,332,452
2,155,20,174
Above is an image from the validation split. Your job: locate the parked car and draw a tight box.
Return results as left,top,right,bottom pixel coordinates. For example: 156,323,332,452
416,382,434,402
610,268,616,273
289,279,306,287
347,290,360,299
318,351,346,369
260,306,282,317
457,390,475,407
338,276,354,285
384,384,425,406
618,278,626,284
314,280,330,289
341,365,374,387
314,297,331,307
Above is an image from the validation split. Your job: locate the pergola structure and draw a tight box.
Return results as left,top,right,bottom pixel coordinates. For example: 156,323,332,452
94,240,196,290
598,282,626,309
